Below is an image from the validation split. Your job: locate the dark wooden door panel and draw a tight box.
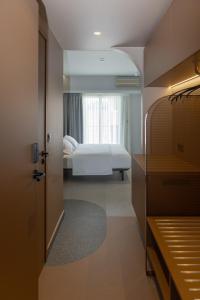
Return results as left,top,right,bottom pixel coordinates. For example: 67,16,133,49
37,32,47,275
0,1,39,299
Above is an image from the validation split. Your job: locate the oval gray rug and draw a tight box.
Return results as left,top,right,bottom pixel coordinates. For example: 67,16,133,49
47,199,107,266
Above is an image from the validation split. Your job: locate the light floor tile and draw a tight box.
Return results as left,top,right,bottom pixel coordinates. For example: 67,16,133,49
39,171,158,300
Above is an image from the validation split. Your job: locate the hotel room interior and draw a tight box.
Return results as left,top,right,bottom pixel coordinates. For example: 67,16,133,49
1,1,200,299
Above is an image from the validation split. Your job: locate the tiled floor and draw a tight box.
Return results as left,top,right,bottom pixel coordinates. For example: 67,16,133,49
39,171,159,300
62,170,134,216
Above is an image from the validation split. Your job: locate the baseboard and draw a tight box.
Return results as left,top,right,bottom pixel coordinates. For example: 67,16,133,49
46,210,65,257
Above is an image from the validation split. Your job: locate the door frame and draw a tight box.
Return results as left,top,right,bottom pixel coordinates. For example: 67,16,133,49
39,0,48,262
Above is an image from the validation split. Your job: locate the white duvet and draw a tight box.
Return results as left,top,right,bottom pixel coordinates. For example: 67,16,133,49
72,144,113,175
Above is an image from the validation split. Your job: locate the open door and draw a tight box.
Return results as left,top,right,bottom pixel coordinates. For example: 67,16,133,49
0,1,40,299
36,31,47,274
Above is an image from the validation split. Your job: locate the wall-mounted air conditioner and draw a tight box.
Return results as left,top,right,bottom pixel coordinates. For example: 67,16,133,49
115,76,140,88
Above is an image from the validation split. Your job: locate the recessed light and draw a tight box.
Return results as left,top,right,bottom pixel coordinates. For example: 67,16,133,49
94,31,102,36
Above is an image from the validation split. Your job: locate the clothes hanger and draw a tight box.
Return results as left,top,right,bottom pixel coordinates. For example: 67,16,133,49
169,84,200,103
168,62,200,103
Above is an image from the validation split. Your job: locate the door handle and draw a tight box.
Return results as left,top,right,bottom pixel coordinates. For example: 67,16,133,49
33,170,45,182
41,151,49,158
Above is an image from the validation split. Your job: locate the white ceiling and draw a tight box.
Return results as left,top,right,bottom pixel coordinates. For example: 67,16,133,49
43,0,173,50
64,50,139,76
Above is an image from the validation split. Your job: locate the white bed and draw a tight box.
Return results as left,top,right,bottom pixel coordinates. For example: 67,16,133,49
63,144,131,180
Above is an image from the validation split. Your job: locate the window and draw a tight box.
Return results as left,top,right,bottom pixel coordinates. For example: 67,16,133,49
83,94,122,144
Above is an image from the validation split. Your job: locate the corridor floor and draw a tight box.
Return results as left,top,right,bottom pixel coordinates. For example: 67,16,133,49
39,172,158,300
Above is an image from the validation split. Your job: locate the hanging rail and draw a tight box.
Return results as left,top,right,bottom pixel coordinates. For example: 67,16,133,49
169,84,200,103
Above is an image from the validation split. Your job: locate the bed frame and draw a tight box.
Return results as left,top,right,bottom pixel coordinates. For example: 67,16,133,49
114,168,129,181
64,168,129,181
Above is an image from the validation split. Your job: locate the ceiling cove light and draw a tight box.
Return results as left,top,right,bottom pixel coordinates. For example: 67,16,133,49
170,75,199,89
94,31,102,36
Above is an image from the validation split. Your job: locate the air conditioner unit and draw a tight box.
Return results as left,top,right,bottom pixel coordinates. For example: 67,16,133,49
115,76,140,87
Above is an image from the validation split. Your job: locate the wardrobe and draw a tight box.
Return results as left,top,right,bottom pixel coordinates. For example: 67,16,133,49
132,95,200,242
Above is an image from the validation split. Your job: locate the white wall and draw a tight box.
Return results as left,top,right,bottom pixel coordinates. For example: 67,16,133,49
66,75,140,93
117,47,169,115
118,47,169,152
114,47,144,75
65,47,169,154
128,93,143,154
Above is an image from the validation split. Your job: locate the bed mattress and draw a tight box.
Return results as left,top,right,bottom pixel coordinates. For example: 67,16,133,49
63,144,131,171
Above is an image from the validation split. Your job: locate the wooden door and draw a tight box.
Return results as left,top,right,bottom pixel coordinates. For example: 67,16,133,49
0,1,39,299
37,32,47,274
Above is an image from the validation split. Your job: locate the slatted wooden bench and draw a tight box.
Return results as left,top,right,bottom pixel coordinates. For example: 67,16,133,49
147,217,200,300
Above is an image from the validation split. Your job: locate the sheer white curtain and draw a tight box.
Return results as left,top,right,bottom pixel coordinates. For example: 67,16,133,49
120,94,130,150
83,94,122,144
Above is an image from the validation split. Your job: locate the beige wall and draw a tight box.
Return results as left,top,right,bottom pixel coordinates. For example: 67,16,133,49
46,30,64,248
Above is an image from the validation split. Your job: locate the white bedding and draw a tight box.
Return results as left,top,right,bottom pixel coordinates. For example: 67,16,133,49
72,144,112,175
63,144,131,176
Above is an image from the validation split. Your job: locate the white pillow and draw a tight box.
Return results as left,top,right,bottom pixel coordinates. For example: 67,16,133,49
63,139,73,155
64,135,79,150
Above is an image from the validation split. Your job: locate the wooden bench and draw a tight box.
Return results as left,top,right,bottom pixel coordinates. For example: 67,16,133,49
147,217,200,300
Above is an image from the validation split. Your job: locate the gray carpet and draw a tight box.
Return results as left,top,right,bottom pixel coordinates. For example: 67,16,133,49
47,199,107,266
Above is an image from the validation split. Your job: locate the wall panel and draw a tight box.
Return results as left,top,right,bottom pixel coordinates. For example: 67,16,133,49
144,0,200,87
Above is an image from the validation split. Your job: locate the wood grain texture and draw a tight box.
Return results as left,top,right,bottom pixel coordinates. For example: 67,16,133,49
172,96,200,167
147,50,200,87
144,0,200,87
133,155,145,172
147,247,170,300
0,0,39,299
146,174,200,217
133,95,200,243
148,217,200,300
132,157,146,242
38,0,48,38
37,32,47,274
146,96,200,216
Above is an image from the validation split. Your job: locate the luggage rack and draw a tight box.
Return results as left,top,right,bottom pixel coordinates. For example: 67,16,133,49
147,217,200,300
